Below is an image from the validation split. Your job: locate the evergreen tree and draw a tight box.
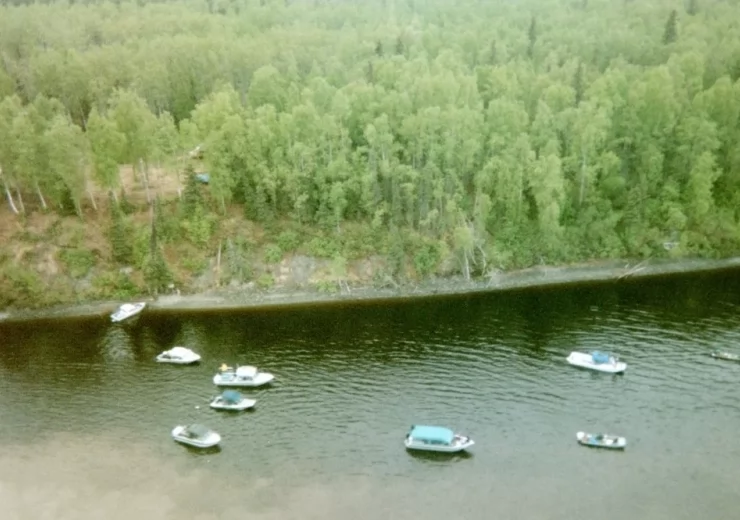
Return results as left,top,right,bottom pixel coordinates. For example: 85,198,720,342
527,16,537,58
181,164,203,216
395,36,405,56
487,40,497,65
574,62,585,106
686,0,698,16
143,198,172,293
663,10,678,44
109,196,133,265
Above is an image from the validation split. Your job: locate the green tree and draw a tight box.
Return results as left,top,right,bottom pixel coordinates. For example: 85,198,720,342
663,10,678,44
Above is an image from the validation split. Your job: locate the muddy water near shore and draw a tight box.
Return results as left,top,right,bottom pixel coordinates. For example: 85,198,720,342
1,270,740,519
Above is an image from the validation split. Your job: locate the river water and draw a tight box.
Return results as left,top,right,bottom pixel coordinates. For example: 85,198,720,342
1,271,740,520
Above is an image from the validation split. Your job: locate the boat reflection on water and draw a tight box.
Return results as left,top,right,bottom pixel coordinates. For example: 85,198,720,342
405,449,474,463
182,444,222,457
99,326,136,363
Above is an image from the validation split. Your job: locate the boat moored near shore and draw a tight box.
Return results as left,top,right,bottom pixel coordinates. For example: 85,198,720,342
110,302,146,323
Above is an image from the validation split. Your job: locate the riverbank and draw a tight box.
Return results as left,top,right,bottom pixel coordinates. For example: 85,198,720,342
3,256,740,324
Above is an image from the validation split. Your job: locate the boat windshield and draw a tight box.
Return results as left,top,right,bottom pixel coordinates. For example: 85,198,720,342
186,424,210,438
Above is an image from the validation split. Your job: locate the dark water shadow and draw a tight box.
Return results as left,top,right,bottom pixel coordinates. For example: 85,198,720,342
180,444,222,457
405,449,474,464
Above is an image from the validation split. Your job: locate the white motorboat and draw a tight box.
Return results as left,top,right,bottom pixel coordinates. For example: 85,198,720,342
576,431,627,450
209,390,256,411
213,364,275,387
566,351,627,374
710,351,740,362
404,425,475,453
156,346,201,364
110,302,146,323
171,424,221,448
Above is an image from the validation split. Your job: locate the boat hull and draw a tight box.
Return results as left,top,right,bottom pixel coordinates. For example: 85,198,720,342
404,438,474,453
576,431,626,450
212,372,275,387
567,352,627,374
209,398,256,411
171,426,221,448
156,354,201,364
710,352,740,362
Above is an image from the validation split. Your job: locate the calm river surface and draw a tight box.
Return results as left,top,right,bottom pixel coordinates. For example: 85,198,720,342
2,271,740,520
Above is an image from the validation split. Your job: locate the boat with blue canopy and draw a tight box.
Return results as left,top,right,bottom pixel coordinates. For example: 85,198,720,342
209,389,256,411
566,350,627,374
404,425,474,453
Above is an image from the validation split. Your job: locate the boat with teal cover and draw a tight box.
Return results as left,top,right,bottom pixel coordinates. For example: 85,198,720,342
209,389,256,411
404,425,474,453
567,350,627,374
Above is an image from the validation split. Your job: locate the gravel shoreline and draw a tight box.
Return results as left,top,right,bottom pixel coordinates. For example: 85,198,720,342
2,257,740,324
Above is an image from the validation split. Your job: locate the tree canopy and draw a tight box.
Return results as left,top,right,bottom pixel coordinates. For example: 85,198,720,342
1,0,740,287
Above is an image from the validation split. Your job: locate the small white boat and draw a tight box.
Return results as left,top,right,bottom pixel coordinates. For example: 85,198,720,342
210,390,256,411
171,424,221,448
576,431,627,450
404,425,474,453
567,351,627,374
710,351,740,362
213,364,275,387
156,346,201,364
110,302,146,323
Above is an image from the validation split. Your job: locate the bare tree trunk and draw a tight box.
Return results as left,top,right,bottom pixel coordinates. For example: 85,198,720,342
2,176,19,214
15,187,25,214
35,181,48,210
139,159,152,204
216,241,222,287
579,149,587,206
88,188,97,211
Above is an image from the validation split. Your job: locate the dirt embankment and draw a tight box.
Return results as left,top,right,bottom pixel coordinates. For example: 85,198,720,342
3,256,740,324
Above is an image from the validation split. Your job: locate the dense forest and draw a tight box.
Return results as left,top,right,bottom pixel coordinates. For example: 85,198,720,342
1,0,740,309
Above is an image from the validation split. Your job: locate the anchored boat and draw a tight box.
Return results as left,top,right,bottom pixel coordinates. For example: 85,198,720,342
210,390,256,411
710,351,740,362
171,424,221,448
213,364,275,387
576,431,626,450
156,346,201,365
567,351,627,374
110,302,146,323
404,425,474,453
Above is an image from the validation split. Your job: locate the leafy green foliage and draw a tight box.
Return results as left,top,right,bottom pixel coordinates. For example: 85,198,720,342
90,272,140,300
58,248,96,278
0,0,739,302
277,230,301,253
264,244,283,264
